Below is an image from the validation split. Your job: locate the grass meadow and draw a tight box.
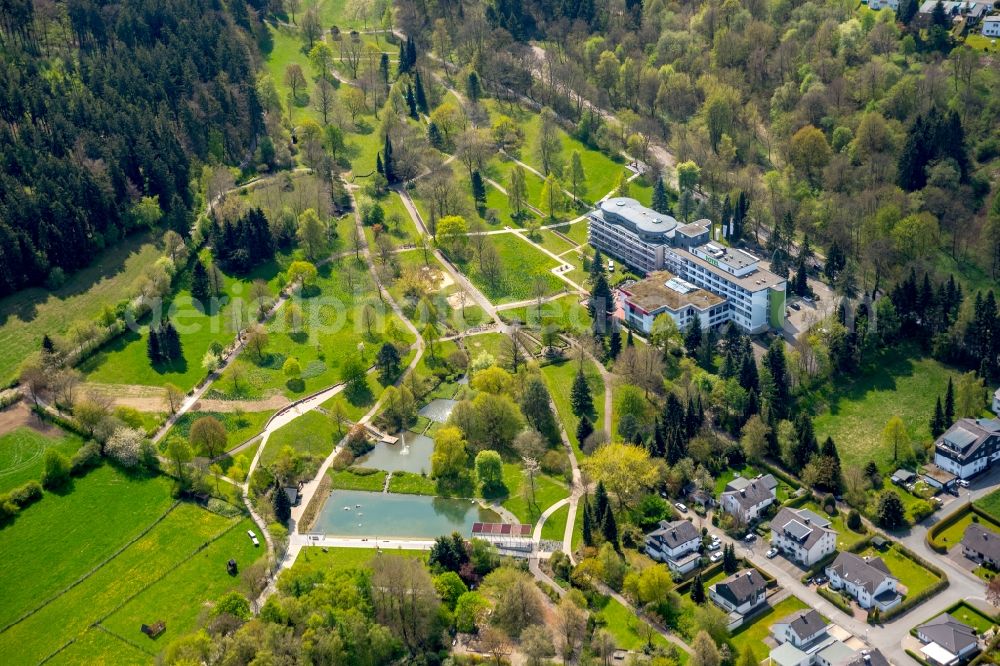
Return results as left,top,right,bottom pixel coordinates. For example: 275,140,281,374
0,426,86,493
455,233,564,304
541,357,605,456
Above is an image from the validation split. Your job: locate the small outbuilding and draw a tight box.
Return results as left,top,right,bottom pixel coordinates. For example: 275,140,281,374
891,469,916,486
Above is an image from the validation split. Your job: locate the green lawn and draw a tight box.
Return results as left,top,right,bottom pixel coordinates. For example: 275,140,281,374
596,596,672,652
47,627,152,665
263,410,338,465
937,511,1000,549
541,357,605,456
541,502,569,541
81,254,284,392
813,344,964,470
857,545,941,597
499,294,591,334
209,257,413,401
454,233,565,305
169,410,274,456
975,489,1000,523
0,232,159,385
101,517,263,642
799,502,869,550
730,596,809,659
387,471,437,495
291,545,428,571
0,426,86,493
495,463,569,525
0,500,241,664
923,602,998,634
330,467,386,491
0,465,176,629
320,371,383,423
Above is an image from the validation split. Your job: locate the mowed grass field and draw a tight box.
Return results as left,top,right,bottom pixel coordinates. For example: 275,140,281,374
856,545,941,597
170,410,275,456
541,357,605,456
0,232,159,385
497,463,569,526
263,409,339,465
292,545,428,571
730,596,810,660
0,425,86,493
0,493,255,663
813,344,963,470
456,233,564,304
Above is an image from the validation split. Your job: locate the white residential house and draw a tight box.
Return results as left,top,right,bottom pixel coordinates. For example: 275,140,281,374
771,507,838,567
868,0,899,10
720,474,777,525
825,552,901,611
917,614,980,665
708,569,767,622
644,519,701,574
771,609,830,649
769,610,890,666
933,418,1000,480
982,16,1000,35
992,387,1000,415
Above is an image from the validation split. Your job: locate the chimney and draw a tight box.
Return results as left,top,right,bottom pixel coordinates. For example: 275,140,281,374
740,489,746,497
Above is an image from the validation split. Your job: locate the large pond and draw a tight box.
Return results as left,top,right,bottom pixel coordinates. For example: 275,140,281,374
356,431,433,474
418,398,458,423
313,490,500,538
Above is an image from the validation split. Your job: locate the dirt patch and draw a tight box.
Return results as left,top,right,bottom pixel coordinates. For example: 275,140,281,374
0,402,58,438
193,396,290,413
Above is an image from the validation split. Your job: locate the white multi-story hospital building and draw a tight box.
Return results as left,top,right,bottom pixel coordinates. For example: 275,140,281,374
589,197,786,334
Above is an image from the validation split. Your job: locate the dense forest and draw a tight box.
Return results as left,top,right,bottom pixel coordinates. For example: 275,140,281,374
0,0,265,296
396,0,1000,290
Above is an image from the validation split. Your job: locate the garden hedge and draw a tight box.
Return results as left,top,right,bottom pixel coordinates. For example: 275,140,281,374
926,502,1000,553
818,585,853,614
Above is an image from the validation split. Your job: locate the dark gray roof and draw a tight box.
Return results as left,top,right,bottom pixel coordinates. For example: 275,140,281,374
712,569,766,607
722,476,777,511
892,469,916,482
779,609,829,642
836,649,890,666
772,507,836,550
827,552,896,594
962,523,1000,562
918,614,978,654
647,519,700,549
936,418,1000,463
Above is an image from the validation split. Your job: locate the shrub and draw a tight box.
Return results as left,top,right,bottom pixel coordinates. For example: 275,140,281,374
70,442,102,475
8,480,43,508
105,427,147,468
847,509,862,531
908,500,935,524
0,494,18,520
330,448,354,471
41,450,71,489
541,450,567,476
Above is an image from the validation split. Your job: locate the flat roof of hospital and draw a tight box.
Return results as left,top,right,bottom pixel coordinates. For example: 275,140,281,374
620,270,726,313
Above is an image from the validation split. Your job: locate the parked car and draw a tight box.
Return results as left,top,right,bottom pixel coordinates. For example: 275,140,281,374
744,533,757,542
814,575,827,585
803,295,814,303
710,552,723,563
791,302,801,311
708,541,721,551
710,534,721,543
958,479,970,488
675,502,688,513
766,548,779,559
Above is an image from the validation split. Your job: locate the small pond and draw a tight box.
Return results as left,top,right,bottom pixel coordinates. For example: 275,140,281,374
356,431,433,474
313,489,500,538
418,398,457,423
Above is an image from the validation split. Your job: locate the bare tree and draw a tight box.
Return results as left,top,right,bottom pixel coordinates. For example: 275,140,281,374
369,555,440,651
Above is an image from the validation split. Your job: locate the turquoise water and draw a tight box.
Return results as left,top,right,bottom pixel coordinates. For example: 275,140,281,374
313,489,500,538
356,431,433,473
418,398,457,423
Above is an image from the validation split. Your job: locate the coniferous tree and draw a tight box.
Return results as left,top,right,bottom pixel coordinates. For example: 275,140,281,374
375,153,384,176
684,316,703,355
589,272,613,331
273,483,292,523
931,396,946,439
520,376,560,444
405,85,418,118
601,506,619,549
191,259,210,306
791,413,819,472
576,416,594,449
470,171,486,205
944,377,955,424
650,418,666,458
608,325,622,359
582,497,595,546
41,334,56,356
570,366,594,416
626,328,635,347
382,135,396,184
427,121,444,150
651,177,671,214
414,71,428,114
590,247,605,281
594,481,610,525
690,572,705,604
147,328,162,364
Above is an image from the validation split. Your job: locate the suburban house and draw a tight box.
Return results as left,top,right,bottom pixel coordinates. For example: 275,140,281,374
891,469,917,487
720,474,777,525
961,523,1000,569
916,613,980,666
916,0,992,26
644,519,701,574
867,0,899,9
986,16,1000,36
933,418,1000,480
771,507,838,566
769,609,871,666
825,552,901,611
709,569,767,627
772,609,830,649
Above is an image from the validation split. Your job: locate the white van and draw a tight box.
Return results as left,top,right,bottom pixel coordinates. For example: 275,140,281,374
607,260,615,273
